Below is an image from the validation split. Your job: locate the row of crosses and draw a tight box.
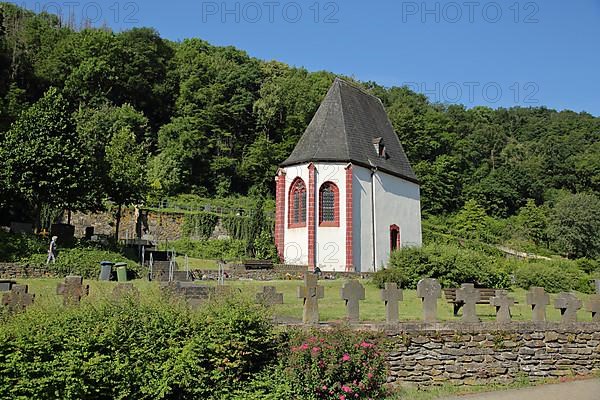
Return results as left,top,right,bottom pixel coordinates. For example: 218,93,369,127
280,276,600,324
1,277,139,312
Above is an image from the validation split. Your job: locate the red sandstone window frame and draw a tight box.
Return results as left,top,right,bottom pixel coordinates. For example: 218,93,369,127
390,224,401,252
319,182,340,227
288,177,307,228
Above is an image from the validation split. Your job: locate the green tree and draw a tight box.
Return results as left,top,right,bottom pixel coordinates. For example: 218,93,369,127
0,87,97,228
453,200,488,240
548,193,600,259
515,199,548,246
105,127,147,240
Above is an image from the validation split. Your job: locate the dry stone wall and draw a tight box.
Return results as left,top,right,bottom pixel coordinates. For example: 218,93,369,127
382,322,600,386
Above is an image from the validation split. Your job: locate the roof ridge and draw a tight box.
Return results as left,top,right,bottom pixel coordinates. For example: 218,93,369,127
334,77,383,103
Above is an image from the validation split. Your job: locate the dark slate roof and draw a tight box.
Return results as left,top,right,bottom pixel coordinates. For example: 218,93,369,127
281,78,419,184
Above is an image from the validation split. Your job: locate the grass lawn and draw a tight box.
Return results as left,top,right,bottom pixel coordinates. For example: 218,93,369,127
16,278,595,323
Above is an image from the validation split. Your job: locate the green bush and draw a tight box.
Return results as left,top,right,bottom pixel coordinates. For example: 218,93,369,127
0,231,46,262
374,243,511,289
24,247,141,278
514,260,593,293
283,326,388,400
166,238,247,261
182,212,219,239
0,293,279,399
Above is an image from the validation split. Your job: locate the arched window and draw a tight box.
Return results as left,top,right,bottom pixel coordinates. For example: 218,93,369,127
288,178,307,228
390,224,401,252
319,182,340,227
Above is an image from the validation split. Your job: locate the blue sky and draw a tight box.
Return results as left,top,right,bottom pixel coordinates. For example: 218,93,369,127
12,0,600,115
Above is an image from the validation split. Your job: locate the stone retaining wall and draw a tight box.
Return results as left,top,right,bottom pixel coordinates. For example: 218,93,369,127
380,322,600,386
0,263,59,279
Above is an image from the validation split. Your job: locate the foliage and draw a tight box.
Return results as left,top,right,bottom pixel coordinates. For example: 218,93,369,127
253,229,279,262
374,243,511,289
513,260,593,293
0,292,278,400
547,192,600,259
182,212,219,239
165,238,246,261
0,231,46,262
452,200,489,240
284,327,388,400
23,246,141,278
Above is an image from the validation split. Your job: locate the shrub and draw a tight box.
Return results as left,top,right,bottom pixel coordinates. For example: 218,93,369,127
514,260,592,293
0,292,278,399
23,247,141,278
283,326,388,400
375,243,511,289
0,231,46,262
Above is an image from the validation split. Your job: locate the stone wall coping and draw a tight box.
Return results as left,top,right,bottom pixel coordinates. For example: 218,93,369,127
280,321,600,334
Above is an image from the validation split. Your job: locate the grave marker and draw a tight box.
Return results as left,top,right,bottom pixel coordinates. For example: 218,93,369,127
57,276,89,306
1,284,35,312
456,283,481,323
297,274,324,324
112,283,140,300
595,279,600,295
526,286,550,322
416,278,442,323
490,290,515,323
256,286,284,305
586,295,600,322
340,280,365,322
381,283,403,324
554,292,582,323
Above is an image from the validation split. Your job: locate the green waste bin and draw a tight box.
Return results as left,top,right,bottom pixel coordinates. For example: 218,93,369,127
115,262,128,282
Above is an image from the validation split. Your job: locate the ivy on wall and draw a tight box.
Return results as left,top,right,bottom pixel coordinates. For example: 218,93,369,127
182,212,219,239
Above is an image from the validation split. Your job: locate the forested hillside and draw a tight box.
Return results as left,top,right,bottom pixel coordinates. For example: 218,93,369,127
1,3,599,258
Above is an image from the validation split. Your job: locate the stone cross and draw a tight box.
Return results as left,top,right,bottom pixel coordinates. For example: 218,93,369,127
112,283,140,300
526,286,550,322
416,278,442,323
456,283,481,323
297,274,324,324
340,280,365,322
489,290,515,323
1,284,35,312
554,292,582,323
586,295,600,322
381,283,403,324
256,286,284,305
595,279,600,295
57,276,90,306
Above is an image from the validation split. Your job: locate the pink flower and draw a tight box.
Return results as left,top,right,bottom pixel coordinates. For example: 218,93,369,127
367,373,373,379
342,385,352,393
342,353,351,362
322,385,328,390
360,341,374,348
312,347,320,353
339,396,346,400
299,343,309,351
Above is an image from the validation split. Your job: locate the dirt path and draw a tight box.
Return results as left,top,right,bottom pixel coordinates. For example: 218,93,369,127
442,379,600,400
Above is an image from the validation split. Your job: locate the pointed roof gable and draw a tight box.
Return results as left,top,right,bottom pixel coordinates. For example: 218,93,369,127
281,78,419,184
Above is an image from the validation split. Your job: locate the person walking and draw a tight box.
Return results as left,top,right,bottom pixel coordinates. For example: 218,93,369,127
47,236,58,264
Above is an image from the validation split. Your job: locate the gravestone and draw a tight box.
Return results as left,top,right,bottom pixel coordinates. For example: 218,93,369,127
340,280,365,322
416,278,442,323
1,284,35,312
163,281,214,309
0,280,16,292
595,279,600,295
256,286,283,305
490,290,515,323
554,292,582,323
112,283,140,300
297,274,324,324
586,295,600,322
456,283,481,323
57,276,89,306
526,286,550,322
381,283,403,324
10,222,33,234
